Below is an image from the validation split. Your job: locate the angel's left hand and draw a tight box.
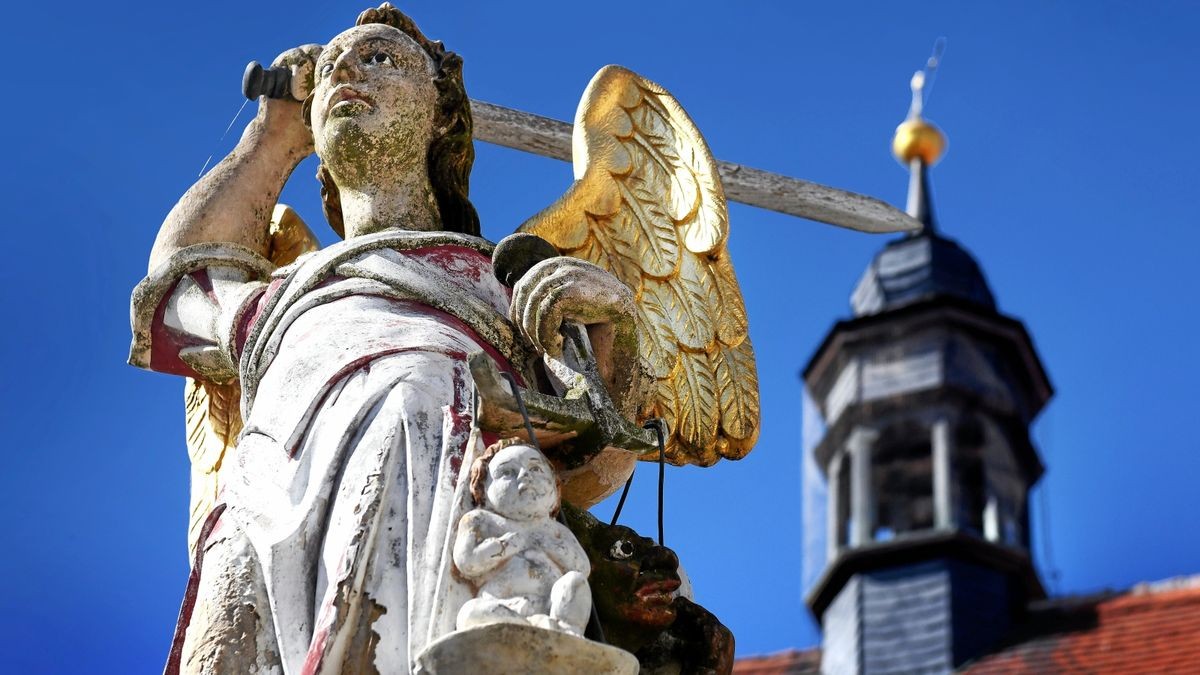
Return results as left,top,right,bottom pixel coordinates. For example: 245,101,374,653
510,257,641,411
510,257,631,357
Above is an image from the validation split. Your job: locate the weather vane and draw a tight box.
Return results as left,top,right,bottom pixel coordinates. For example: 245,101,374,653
910,37,947,118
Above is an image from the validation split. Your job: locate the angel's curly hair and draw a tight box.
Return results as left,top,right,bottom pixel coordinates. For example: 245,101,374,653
309,3,480,238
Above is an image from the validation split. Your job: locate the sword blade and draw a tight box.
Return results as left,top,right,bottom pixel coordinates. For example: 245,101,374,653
470,99,919,234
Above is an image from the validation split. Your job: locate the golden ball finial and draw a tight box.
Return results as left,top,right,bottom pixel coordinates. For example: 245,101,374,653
893,116,946,165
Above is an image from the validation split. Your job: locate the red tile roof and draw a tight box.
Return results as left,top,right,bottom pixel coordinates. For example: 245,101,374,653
733,648,821,675
733,576,1200,675
962,575,1200,674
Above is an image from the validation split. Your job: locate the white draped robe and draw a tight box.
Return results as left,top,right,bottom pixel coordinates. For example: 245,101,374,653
131,231,530,674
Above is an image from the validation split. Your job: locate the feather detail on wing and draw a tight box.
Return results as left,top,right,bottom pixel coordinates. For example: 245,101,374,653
184,377,241,554
519,66,760,466
184,204,319,556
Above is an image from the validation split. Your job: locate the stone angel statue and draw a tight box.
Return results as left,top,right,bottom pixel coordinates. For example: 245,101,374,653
128,4,758,673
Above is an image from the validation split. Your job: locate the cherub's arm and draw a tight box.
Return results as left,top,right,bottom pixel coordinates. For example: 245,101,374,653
453,511,519,578
147,47,318,272
544,521,591,576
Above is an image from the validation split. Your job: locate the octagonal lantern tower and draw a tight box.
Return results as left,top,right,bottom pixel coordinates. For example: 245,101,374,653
803,71,1053,674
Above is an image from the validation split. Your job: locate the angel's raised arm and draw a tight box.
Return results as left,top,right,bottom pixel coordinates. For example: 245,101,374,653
147,46,318,272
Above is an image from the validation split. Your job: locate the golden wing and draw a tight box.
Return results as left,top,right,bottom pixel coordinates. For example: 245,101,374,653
519,66,760,467
184,204,319,556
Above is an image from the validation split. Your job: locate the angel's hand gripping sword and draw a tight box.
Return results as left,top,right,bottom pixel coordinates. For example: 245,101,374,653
472,233,659,461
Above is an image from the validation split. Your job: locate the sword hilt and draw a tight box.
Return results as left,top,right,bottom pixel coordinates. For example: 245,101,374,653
243,61,293,100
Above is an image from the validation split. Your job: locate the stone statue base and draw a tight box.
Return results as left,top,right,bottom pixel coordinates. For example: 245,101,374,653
414,623,640,675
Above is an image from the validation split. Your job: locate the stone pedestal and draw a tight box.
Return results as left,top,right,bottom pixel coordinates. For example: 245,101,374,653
414,623,640,675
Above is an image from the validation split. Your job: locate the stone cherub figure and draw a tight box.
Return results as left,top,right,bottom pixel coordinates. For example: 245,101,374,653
455,442,591,636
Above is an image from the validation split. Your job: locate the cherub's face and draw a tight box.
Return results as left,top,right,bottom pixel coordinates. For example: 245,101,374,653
485,445,558,521
310,24,438,187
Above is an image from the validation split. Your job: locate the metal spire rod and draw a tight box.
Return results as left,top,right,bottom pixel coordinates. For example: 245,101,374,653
469,100,920,235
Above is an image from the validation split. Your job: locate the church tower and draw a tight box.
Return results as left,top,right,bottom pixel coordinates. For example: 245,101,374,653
803,68,1053,673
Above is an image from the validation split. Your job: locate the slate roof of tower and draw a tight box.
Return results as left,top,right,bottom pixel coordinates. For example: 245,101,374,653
850,230,997,318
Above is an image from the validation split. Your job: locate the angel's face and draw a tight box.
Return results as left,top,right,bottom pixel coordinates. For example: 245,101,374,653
485,445,558,521
310,24,437,188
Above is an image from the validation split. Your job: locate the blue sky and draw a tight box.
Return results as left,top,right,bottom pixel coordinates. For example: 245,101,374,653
2,1,1198,671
